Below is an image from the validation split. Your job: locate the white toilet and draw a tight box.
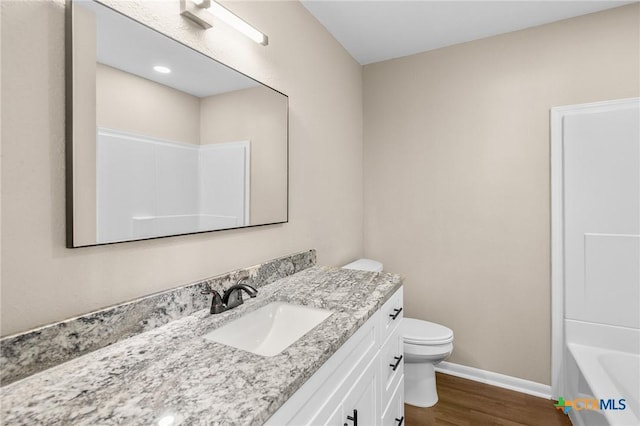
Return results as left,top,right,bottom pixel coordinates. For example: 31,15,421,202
342,259,454,408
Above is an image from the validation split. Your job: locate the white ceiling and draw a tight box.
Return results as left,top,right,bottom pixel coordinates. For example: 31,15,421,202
301,0,636,65
80,0,258,98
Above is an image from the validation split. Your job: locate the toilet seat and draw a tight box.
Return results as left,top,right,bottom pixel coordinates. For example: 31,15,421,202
403,318,454,345
404,341,453,360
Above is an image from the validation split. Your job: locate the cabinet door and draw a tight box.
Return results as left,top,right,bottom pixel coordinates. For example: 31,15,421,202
342,358,378,426
322,403,344,426
381,376,405,426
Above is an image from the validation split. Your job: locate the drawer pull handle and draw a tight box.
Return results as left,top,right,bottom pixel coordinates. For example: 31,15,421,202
390,355,403,371
395,416,404,426
346,409,357,426
389,307,403,320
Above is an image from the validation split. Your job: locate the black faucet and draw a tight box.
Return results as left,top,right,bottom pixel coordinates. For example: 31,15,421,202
202,279,258,314
201,288,226,314
222,279,258,310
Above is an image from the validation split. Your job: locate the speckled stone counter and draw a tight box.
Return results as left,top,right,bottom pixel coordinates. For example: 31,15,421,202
0,266,402,425
0,250,316,386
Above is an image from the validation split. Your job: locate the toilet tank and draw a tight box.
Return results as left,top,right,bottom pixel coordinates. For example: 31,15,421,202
342,258,383,272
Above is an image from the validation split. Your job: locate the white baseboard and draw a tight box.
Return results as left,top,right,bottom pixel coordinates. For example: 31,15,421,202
435,361,552,399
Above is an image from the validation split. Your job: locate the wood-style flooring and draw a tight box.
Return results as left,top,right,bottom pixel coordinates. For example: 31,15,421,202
404,373,572,426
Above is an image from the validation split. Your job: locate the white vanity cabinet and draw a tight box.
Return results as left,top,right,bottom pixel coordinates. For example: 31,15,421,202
266,287,404,426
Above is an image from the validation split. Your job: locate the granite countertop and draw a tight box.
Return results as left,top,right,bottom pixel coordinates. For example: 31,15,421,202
0,266,402,425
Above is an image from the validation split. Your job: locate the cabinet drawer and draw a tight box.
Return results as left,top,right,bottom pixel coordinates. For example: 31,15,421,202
381,375,405,426
379,325,403,409
379,287,403,343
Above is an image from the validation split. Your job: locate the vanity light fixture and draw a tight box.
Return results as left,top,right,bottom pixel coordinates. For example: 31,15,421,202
153,65,171,74
208,1,268,46
180,0,213,29
180,0,268,46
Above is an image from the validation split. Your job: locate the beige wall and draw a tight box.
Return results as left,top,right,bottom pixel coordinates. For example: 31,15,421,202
363,4,640,385
1,0,363,336
96,63,201,145
200,86,288,225
71,3,98,247
0,1,3,314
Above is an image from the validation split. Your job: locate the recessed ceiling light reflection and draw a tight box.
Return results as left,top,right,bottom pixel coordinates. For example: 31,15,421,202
153,65,171,74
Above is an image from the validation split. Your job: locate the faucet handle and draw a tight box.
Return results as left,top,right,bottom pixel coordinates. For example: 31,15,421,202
201,287,225,314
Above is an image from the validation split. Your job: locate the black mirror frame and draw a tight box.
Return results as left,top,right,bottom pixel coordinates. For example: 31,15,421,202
65,0,289,248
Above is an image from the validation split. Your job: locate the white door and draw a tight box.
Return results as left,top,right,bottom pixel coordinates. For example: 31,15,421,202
561,99,640,329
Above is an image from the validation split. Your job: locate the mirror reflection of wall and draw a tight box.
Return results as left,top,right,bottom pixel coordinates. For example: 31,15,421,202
69,0,288,247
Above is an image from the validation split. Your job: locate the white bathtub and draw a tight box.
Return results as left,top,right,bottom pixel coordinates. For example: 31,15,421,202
565,336,640,426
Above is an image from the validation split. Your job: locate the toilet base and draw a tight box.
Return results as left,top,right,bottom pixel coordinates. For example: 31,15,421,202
404,361,438,408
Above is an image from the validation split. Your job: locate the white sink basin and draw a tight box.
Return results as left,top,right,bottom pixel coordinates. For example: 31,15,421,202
203,302,333,356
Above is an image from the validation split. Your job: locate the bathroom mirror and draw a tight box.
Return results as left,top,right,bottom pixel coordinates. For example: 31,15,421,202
66,0,288,247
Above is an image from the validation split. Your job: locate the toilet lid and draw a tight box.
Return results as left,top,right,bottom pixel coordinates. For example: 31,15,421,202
342,259,383,272
403,318,454,345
